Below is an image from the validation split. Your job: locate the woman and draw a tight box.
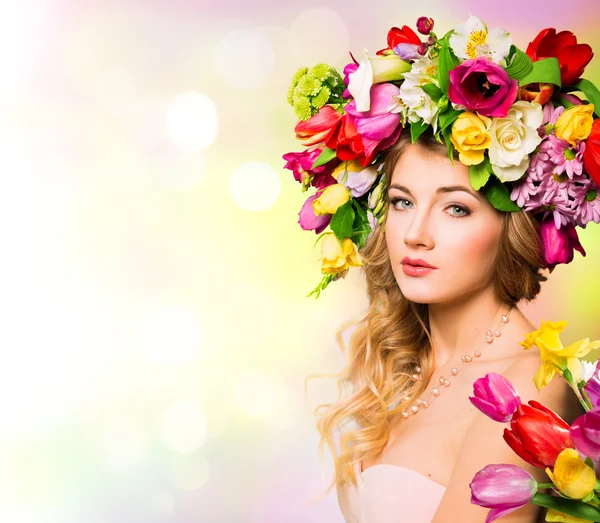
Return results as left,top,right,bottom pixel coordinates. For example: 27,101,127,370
326,129,584,522
283,14,599,522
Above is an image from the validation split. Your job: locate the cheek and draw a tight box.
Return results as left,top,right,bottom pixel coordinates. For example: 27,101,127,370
441,223,500,270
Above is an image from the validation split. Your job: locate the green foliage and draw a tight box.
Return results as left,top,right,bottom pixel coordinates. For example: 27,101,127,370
505,45,534,80
330,200,355,240
469,156,492,191
482,176,521,212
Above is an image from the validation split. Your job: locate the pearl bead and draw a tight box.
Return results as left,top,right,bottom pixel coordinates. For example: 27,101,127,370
494,330,501,337
432,388,440,396
416,366,421,373
411,405,419,413
486,330,493,337
451,368,458,375
421,400,428,407
439,376,446,384
444,379,451,386
402,410,409,418
474,351,481,357
502,315,509,323
412,373,419,380
462,354,472,362
486,336,493,343
416,399,423,405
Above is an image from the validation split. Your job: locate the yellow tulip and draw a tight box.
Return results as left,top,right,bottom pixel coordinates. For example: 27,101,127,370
520,320,600,390
555,104,595,147
450,111,492,165
545,448,596,500
319,235,363,275
546,508,595,522
312,184,351,215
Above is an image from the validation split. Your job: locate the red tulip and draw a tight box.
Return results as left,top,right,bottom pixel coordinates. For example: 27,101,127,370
503,400,575,469
376,25,421,56
583,118,600,187
525,28,594,87
294,106,343,147
325,114,371,166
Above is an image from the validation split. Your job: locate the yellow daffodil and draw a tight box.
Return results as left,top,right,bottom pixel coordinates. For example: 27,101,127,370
319,235,363,275
520,320,600,390
545,448,596,500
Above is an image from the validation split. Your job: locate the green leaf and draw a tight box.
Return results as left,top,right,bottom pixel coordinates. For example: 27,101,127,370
573,78,600,117
518,57,562,88
531,492,600,521
505,45,534,81
438,31,460,96
410,119,430,144
482,177,521,212
350,199,370,250
441,126,455,166
469,157,491,191
311,147,337,169
421,83,443,102
329,200,355,240
439,107,461,131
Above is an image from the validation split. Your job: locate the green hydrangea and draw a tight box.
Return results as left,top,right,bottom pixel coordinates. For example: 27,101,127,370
287,64,345,121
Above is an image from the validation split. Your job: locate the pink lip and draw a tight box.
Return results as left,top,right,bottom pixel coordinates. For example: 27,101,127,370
401,257,437,269
402,264,435,277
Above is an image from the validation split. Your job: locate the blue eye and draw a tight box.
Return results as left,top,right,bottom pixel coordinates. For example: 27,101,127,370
389,197,471,218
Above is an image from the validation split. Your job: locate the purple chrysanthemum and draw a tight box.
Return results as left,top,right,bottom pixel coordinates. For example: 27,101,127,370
573,179,600,227
546,135,585,180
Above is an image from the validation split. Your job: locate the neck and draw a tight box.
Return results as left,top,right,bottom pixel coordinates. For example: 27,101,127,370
427,287,513,371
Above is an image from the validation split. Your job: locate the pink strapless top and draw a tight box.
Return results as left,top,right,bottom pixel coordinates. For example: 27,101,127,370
337,461,447,522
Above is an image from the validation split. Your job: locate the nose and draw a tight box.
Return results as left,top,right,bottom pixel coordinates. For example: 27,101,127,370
403,207,434,249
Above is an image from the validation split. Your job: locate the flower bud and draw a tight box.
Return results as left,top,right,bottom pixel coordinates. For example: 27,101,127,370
416,16,434,35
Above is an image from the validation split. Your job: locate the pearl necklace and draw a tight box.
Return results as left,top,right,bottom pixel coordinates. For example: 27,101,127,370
399,305,514,419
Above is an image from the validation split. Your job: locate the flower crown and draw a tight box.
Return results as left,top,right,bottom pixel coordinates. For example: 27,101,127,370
283,15,600,298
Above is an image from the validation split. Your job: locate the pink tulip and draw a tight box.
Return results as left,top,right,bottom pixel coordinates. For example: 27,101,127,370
469,373,522,422
570,406,600,461
470,464,538,523
344,83,403,157
540,216,586,271
298,193,332,234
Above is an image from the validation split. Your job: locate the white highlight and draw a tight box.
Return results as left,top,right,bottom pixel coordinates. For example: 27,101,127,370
228,161,281,211
161,401,208,454
166,92,218,152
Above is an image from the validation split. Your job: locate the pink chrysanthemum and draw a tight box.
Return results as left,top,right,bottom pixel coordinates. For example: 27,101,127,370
546,135,585,180
573,179,600,228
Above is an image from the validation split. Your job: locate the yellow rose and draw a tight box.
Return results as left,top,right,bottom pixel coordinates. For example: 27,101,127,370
555,104,595,147
546,508,594,522
320,235,363,275
312,184,351,215
450,111,492,165
545,448,596,500
520,320,600,390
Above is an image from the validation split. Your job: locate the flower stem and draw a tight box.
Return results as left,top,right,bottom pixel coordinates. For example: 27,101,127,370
537,482,555,489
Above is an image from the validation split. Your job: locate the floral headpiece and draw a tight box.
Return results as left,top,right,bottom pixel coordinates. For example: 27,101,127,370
283,15,600,298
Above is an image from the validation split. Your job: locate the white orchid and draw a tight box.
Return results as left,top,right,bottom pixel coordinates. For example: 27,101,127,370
396,55,441,134
449,15,512,66
488,101,544,182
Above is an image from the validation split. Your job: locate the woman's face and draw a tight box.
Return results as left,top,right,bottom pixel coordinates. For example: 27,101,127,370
384,144,503,305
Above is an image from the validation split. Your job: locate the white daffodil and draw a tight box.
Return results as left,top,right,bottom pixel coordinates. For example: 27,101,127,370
396,55,441,134
449,15,512,66
488,101,544,182
581,359,599,384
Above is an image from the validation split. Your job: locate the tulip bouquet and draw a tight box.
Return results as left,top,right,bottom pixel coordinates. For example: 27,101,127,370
469,320,600,522
283,14,600,298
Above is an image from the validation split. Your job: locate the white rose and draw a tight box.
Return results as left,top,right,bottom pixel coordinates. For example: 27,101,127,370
488,101,544,182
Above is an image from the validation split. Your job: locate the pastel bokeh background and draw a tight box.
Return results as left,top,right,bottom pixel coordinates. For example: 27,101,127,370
5,0,600,521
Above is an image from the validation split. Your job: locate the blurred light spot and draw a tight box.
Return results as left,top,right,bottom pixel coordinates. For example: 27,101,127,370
234,368,288,419
213,29,275,89
229,161,281,211
93,418,148,470
161,401,208,454
289,8,349,65
166,92,218,152
94,68,139,116
147,490,175,515
141,304,202,365
169,453,210,491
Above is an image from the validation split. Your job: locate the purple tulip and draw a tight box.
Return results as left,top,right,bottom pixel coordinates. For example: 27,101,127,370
540,215,586,271
584,360,600,408
570,406,600,461
298,193,332,234
448,57,519,118
345,83,403,157
470,464,538,523
469,373,522,422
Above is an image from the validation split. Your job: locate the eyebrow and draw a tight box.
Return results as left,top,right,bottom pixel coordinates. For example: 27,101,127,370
388,183,483,202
